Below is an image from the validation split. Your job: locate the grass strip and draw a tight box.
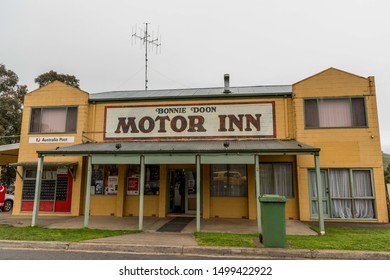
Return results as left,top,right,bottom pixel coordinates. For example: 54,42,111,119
195,228,390,252
0,225,140,242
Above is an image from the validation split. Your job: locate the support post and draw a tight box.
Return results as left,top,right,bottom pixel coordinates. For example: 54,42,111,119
196,154,201,232
255,154,262,233
314,153,325,235
139,155,145,231
32,154,44,227
83,155,92,227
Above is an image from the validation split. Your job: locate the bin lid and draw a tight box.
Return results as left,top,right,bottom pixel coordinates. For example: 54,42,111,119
259,194,287,203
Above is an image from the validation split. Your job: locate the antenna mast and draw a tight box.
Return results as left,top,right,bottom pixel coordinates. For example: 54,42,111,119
131,23,161,90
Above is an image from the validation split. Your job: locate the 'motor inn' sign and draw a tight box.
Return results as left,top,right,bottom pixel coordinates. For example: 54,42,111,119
104,102,275,140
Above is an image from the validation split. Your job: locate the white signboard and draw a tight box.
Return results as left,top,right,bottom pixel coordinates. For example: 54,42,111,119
105,102,275,140
29,136,75,144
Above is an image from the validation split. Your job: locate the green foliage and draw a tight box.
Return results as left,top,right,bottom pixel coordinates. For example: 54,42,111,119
0,64,26,187
0,225,139,242
34,70,80,88
0,64,27,145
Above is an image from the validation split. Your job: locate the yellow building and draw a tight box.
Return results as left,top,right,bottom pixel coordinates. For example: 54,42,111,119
12,68,389,231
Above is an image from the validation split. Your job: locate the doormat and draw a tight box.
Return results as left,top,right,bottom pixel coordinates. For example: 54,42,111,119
157,217,194,232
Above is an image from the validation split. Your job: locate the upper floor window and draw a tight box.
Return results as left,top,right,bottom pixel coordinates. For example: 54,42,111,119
29,107,78,133
304,97,367,128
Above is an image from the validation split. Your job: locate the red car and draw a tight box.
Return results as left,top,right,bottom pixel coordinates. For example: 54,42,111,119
0,184,14,212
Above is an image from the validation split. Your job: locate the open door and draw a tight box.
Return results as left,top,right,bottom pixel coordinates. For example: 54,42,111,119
167,168,197,214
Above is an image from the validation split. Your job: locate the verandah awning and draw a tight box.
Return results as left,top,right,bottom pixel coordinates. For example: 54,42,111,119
30,139,325,236
37,139,320,156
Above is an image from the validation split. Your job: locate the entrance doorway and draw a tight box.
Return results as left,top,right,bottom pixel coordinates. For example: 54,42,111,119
167,169,197,214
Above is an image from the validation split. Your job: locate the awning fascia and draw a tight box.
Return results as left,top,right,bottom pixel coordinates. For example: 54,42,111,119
9,161,79,167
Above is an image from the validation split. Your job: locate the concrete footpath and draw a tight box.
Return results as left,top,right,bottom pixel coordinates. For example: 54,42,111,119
1,213,390,260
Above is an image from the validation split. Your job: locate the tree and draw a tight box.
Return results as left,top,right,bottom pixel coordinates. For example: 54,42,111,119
0,63,27,145
0,63,27,187
384,163,390,184
34,70,80,88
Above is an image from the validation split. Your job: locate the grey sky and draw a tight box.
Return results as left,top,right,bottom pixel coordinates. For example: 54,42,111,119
1,0,389,152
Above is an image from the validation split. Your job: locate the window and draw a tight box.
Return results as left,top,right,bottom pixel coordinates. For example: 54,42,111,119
91,165,118,195
309,169,375,219
260,163,293,198
30,106,78,133
304,97,367,128
210,164,247,197
127,165,160,196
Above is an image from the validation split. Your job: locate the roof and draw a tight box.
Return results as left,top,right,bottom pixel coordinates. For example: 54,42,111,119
0,143,19,165
38,140,319,156
0,143,19,152
90,85,292,102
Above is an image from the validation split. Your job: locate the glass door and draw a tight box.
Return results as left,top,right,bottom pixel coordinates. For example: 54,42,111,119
309,170,330,219
185,169,197,214
167,168,198,214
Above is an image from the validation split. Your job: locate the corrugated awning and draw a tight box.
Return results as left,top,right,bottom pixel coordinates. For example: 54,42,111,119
38,140,320,156
0,143,19,165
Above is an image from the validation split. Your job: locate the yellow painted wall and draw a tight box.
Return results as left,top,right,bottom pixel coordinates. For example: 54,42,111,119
293,68,388,222
13,82,89,216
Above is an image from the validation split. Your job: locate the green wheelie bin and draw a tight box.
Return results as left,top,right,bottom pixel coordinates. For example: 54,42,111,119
259,194,287,248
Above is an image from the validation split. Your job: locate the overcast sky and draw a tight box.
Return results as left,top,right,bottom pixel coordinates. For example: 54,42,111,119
1,0,390,152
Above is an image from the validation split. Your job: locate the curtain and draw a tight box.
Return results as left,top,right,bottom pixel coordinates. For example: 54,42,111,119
274,163,293,197
352,170,375,218
260,164,273,195
66,107,78,132
29,108,41,132
318,99,352,127
309,170,328,216
260,163,293,198
41,108,67,132
329,169,352,218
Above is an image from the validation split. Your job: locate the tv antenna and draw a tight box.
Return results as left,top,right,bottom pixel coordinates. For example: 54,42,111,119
131,23,161,90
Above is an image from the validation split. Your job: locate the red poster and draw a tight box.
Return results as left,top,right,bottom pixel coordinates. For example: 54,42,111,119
127,177,139,195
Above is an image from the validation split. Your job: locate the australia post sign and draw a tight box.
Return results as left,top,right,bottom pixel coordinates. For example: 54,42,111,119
104,102,275,140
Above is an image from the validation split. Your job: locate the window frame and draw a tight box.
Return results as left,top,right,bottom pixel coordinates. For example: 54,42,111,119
29,106,78,134
210,164,248,197
259,162,294,198
308,168,376,220
304,97,368,129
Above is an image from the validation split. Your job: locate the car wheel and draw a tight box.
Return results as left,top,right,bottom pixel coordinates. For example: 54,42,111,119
3,200,13,212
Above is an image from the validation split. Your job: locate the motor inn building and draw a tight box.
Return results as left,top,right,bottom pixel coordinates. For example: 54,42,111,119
11,68,389,232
